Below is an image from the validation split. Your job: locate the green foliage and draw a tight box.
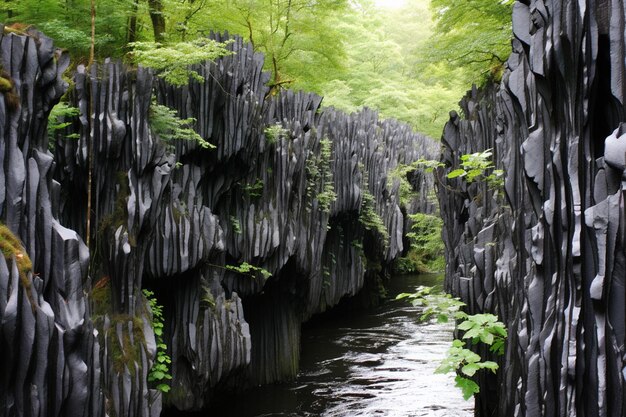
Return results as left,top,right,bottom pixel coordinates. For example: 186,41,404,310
394,213,445,274
457,313,507,355
130,39,231,86
224,262,272,281
48,102,80,150
241,179,264,199
396,286,464,323
447,149,503,189
396,286,507,401
415,158,445,173
2,0,131,58
143,289,172,393
317,0,469,138
317,139,336,213
306,138,336,213
230,216,242,234
204,0,349,91
149,101,214,149
417,150,504,191
264,123,289,145
387,163,416,208
425,0,513,85
358,188,389,248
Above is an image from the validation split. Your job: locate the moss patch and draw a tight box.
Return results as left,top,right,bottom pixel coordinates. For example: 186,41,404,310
0,223,35,309
90,277,147,374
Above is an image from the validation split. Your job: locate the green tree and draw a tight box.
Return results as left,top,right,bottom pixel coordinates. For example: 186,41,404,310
319,0,468,138
2,0,134,57
197,0,349,92
424,0,514,84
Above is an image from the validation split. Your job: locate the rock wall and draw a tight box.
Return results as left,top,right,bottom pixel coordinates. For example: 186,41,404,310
438,1,626,416
0,28,437,416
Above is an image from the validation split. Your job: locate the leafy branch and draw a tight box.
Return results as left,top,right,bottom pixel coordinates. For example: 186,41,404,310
129,38,232,86
447,149,503,189
48,102,80,151
205,261,272,281
143,289,172,393
415,149,504,191
224,261,272,280
149,101,214,149
396,286,507,400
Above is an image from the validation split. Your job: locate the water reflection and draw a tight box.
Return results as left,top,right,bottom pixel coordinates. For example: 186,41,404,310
208,274,473,417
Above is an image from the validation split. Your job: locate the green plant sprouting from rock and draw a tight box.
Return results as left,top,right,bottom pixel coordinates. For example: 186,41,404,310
149,100,214,150
358,188,389,248
447,149,503,189
264,123,289,144
143,289,172,393
224,262,272,281
416,149,503,190
396,286,507,400
230,216,242,234
387,163,418,208
306,138,336,213
241,179,264,199
47,102,80,151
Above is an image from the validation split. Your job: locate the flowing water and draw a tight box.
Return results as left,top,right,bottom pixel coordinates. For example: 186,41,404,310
209,273,473,417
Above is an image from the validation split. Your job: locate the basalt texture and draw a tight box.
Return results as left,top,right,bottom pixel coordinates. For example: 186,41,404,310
0,28,436,416
439,1,626,416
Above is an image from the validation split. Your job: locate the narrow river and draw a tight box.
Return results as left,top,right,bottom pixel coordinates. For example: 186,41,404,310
209,273,473,417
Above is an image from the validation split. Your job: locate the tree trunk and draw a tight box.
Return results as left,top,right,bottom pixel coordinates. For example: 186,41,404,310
5,0,12,19
127,0,139,44
148,0,166,42
89,0,96,64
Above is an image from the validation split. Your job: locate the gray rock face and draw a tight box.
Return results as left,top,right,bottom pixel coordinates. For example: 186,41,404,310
0,27,103,417
438,1,626,416
0,29,437,416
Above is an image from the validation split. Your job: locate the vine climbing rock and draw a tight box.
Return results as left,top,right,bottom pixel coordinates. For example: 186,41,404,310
0,26,438,417
438,1,626,416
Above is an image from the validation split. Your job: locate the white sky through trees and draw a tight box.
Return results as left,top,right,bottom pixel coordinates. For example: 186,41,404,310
374,0,407,8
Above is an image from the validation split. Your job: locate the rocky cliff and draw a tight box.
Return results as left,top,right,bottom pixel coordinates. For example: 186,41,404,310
0,28,436,416
439,1,626,416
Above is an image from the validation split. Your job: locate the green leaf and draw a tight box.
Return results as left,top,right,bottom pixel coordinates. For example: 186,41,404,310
447,169,466,179
156,383,171,393
451,339,465,348
480,361,499,372
455,376,480,401
151,371,165,380
479,331,494,345
461,363,480,377
490,339,505,355
462,327,481,340
457,320,474,331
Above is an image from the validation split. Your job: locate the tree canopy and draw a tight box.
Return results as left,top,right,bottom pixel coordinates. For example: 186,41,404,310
1,0,513,138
